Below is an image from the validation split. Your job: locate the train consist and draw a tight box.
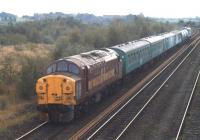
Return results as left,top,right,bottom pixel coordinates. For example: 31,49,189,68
36,27,192,122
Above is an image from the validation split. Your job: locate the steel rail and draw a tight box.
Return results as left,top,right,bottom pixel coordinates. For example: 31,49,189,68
15,121,48,140
175,70,200,140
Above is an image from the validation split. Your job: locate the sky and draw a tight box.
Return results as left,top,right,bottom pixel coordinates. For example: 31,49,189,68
0,0,199,18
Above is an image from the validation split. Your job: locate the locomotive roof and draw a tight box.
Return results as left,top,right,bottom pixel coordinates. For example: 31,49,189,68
110,40,150,53
60,48,118,69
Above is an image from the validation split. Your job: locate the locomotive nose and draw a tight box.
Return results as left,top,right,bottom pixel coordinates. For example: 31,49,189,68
36,75,76,106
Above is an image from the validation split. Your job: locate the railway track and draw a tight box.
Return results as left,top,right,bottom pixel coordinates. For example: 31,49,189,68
178,64,200,139
15,121,48,140
85,37,200,140
70,31,200,140
15,30,199,140
175,70,200,140
15,121,68,140
116,40,200,140
117,40,200,140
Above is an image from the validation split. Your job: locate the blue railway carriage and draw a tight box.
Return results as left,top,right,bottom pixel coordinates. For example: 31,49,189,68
110,40,150,75
161,32,176,51
142,35,165,60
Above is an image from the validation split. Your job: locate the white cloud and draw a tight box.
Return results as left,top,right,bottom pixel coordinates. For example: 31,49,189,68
0,0,199,18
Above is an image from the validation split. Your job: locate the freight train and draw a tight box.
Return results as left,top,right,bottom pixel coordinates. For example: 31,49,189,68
36,27,192,122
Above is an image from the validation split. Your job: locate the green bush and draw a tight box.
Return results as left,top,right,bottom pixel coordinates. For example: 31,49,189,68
17,56,51,100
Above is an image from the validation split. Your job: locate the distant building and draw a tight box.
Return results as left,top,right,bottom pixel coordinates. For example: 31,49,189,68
0,12,17,22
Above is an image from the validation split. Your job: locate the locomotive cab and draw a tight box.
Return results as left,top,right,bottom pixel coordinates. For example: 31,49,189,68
36,59,82,122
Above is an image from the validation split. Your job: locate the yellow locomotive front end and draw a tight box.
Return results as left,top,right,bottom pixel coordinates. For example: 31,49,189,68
36,75,76,106
36,74,81,122
35,59,82,122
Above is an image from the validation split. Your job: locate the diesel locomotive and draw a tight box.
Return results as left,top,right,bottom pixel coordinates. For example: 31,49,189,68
36,27,192,122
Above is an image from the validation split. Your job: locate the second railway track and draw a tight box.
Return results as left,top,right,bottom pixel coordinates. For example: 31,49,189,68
116,40,200,140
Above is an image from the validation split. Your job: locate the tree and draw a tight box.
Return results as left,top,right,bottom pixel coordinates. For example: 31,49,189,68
17,56,49,100
0,54,19,84
52,35,69,59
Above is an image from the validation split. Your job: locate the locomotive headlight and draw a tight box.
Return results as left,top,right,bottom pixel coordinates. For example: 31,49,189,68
39,86,43,90
43,78,47,82
66,86,70,91
36,77,47,94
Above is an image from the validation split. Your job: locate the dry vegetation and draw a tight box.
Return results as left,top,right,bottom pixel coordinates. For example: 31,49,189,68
0,100,37,132
0,43,53,133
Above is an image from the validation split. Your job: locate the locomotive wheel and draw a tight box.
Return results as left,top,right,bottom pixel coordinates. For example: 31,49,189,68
74,105,82,119
48,111,74,123
60,111,74,123
48,112,59,123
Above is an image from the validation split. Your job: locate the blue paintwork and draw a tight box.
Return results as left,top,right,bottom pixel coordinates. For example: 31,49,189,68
110,28,191,76
110,40,150,75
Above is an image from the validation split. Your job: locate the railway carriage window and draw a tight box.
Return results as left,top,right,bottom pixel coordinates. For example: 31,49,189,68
69,64,79,75
131,54,133,63
47,64,56,74
57,61,68,72
136,52,139,60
